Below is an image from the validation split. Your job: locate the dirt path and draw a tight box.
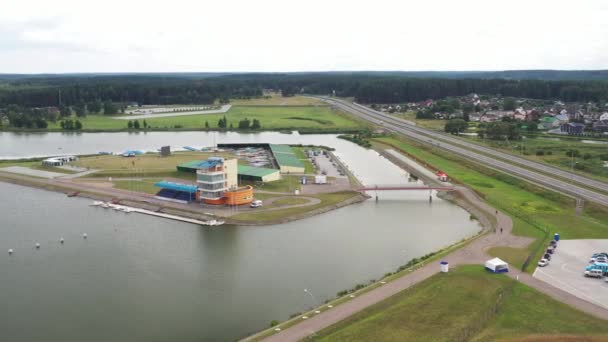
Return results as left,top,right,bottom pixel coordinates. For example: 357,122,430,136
256,184,608,342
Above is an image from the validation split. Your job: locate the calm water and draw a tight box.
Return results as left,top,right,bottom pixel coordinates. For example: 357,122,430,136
0,132,481,341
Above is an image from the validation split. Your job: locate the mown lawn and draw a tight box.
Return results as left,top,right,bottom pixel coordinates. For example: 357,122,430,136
312,266,608,342
48,105,363,132
374,136,608,270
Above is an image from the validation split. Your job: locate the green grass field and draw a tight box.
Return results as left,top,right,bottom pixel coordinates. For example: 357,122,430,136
464,135,608,183
113,178,162,194
291,147,315,173
228,94,325,106
312,266,608,342
47,105,364,132
374,136,608,270
231,191,359,221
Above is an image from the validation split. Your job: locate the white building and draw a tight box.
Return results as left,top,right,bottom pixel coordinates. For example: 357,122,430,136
196,157,238,201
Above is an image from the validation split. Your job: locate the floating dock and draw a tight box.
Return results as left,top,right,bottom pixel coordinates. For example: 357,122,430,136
90,202,224,226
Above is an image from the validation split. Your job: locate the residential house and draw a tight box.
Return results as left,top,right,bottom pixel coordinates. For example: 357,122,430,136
560,122,585,135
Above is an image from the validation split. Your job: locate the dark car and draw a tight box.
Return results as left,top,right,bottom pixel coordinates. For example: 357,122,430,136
550,240,557,247
546,248,554,254
544,253,552,260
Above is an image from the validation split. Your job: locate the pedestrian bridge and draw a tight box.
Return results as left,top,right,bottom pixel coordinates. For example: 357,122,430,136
356,185,455,192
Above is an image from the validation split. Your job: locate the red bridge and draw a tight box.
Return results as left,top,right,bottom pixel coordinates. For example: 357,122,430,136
356,185,455,192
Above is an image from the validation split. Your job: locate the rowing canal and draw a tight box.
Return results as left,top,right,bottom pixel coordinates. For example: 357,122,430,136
0,131,481,341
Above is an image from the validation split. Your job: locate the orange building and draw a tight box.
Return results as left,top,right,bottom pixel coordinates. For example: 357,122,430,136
196,157,254,206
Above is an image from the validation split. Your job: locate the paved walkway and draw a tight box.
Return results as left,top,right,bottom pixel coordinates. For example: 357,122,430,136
0,166,65,179
256,156,608,342
113,104,231,120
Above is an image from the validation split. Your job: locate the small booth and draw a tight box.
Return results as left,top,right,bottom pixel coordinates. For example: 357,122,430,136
440,261,449,273
485,257,509,273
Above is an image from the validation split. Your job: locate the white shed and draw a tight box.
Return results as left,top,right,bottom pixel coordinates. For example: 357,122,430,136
485,257,509,273
315,175,327,184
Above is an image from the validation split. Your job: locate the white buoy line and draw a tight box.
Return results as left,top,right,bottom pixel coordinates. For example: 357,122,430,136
7,232,89,256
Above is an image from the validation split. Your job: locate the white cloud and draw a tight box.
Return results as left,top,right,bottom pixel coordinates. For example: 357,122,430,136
0,0,607,73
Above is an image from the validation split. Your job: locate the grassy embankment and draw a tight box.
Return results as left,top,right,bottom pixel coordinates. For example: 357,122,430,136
374,136,608,271
45,100,366,133
463,135,608,183
312,265,608,342
390,108,608,182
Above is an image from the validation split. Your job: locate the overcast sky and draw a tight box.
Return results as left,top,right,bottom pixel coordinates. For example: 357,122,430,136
1,0,607,73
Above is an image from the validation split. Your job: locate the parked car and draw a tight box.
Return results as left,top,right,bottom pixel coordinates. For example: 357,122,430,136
595,258,608,264
546,248,554,254
549,240,557,247
590,253,608,262
585,269,603,278
538,258,549,267
250,200,263,208
543,253,552,261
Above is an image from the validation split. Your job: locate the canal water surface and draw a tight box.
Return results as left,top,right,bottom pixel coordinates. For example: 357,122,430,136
0,132,481,341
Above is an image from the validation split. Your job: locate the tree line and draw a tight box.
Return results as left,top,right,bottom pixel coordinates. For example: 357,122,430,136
2,74,608,110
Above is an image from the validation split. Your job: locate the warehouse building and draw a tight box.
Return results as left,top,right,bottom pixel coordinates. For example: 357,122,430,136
237,165,281,182
269,144,305,173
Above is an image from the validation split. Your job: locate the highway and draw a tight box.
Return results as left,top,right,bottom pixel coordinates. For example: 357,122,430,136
319,97,608,207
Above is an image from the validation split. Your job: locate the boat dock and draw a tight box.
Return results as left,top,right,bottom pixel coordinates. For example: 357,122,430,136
90,201,224,226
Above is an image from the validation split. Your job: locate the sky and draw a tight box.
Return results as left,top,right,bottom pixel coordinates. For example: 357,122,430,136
1,0,607,73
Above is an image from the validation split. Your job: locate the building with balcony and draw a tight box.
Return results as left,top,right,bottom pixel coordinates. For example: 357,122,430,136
196,157,238,202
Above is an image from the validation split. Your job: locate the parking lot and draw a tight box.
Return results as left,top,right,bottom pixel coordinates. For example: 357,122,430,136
533,239,608,310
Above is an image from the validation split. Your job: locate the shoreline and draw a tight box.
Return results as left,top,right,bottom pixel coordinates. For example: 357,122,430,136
0,171,369,226
241,146,499,341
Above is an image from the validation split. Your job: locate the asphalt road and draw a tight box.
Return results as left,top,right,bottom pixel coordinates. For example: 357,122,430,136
320,97,608,207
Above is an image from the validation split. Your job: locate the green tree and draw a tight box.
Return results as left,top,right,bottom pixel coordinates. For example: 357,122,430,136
133,120,140,129
59,105,71,117
503,97,516,111
127,120,133,129
204,120,209,129
444,119,468,134
143,120,147,129
74,120,83,130
238,118,251,129
252,119,261,129
87,100,102,114
103,101,118,115
74,102,87,117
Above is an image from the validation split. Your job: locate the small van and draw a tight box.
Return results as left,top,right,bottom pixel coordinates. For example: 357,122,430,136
585,269,603,278
250,200,263,208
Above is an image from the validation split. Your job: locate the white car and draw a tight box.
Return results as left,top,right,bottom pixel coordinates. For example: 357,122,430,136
250,200,263,208
538,258,549,267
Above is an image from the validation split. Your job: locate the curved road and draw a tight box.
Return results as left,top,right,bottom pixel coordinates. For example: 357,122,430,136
320,97,608,207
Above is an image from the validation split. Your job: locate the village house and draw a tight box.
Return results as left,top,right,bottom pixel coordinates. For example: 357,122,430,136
560,122,585,135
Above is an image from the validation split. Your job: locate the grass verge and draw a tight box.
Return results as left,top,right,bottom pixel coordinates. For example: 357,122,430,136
311,266,608,342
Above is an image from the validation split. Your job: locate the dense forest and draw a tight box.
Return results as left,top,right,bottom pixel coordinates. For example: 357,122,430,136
1,72,608,109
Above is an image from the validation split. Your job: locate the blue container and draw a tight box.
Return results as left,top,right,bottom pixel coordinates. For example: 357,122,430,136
554,233,560,241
